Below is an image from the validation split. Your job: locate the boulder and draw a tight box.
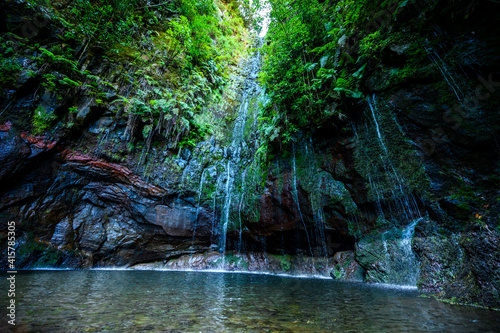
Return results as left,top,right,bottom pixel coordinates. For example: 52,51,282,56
330,250,365,281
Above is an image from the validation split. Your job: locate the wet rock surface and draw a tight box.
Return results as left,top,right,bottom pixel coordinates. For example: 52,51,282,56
329,250,364,281
355,221,419,286
414,226,500,308
136,251,338,277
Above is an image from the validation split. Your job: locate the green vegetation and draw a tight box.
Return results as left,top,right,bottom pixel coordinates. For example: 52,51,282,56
0,38,22,89
1,0,255,152
32,105,56,134
273,254,292,272
257,0,477,152
18,232,68,267
215,252,249,270
330,258,352,280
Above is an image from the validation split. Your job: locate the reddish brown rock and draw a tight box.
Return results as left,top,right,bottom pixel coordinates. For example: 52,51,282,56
255,172,299,236
20,132,57,150
0,121,12,132
62,150,169,197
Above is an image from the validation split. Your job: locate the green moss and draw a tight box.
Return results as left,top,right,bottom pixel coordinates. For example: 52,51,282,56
216,253,249,270
18,233,67,267
347,220,362,239
331,265,342,279
314,258,329,271
3,0,251,156
354,97,428,206
0,57,21,89
243,96,258,139
32,105,56,134
36,248,64,266
273,254,292,272
425,293,500,311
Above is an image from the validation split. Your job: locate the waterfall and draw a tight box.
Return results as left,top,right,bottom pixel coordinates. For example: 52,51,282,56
292,146,313,256
364,94,422,222
191,168,207,250
314,208,328,257
238,192,245,253
427,49,464,102
211,175,223,246
400,218,420,286
220,160,233,268
296,139,329,258
357,94,423,286
380,218,421,286
216,37,264,265
368,94,388,153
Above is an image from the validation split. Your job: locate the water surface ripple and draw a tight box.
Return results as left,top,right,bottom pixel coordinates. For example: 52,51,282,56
1,270,498,332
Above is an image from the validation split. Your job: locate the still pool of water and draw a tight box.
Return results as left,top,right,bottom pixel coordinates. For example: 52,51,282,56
1,270,499,332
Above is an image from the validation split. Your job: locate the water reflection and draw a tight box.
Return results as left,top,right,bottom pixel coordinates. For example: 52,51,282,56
1,270,498,332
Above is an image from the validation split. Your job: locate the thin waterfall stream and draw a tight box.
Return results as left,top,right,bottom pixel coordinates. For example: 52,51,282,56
191,168,207,249
292,145,314,257
358,94,424,286
217,38,265,264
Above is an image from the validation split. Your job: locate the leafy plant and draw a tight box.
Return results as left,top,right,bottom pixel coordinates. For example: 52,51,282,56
274,254,292,272
0,56,21,89
32,105,56,134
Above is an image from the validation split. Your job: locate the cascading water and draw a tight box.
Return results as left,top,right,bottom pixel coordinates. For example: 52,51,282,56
399,218,420,286
211,175,223,245
220,160,233,268
298,139,329,258
237,192,245,253
292,145,314,257
368,96,388,153
378,218,421,286
314,208,328,257
191,168,207,249
365,94,422,221
427,48,464,102
216,38,265,267
356,94,423,285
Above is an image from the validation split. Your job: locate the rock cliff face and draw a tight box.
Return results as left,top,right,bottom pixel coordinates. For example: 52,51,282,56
0,0,499,308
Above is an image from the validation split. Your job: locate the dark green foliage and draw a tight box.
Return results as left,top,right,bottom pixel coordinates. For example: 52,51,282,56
217,252,249,270
1,0,253,151
260,0,334,144
18,232,68,267
259,0,492,149
272,254,292,272
32,105,56,134
0,39,22,89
